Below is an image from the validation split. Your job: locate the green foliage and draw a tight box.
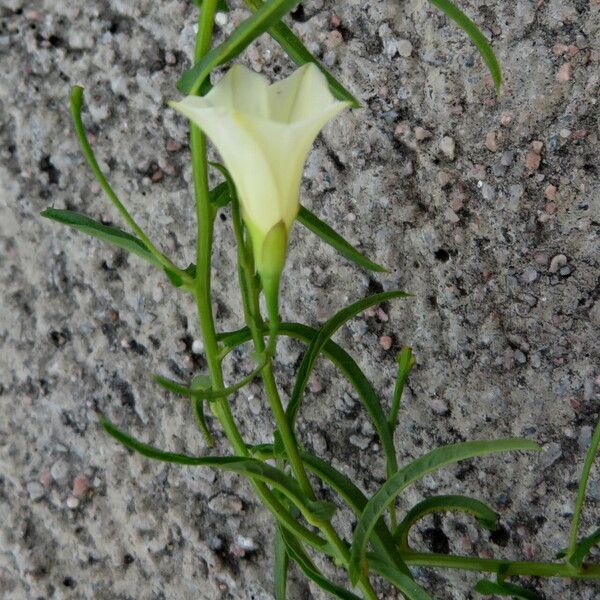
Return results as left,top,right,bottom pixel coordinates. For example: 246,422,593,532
220,321,401,482
279,527,362,600
153,359,265,400
297,205,386,272
429,0,502,91
41,208,162,268
349,439,540,583
567,527,600,568
286,291,410,429
178,0,301,94
367,555,434,600
567,420,600,565
274,529,289,600
394,495,499,550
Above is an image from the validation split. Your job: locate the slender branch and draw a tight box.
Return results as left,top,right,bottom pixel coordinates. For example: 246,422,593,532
186,0,348,574
232,196,379,600
70,87,191,285
402,551,600,580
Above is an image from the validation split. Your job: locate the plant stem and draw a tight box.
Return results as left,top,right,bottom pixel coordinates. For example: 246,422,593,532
402,551,600,580
231,205,378,600
70,87,190,284
187,0,342,568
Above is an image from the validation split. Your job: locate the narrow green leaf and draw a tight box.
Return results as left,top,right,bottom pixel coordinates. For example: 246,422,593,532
297,205,386,272
569,527,600,569
177,0,301,95
242,0,359,107
474,579,541,599
279,527,362,600
67,86,190,285
393,495,499,550
568,420,600,561
41,208,162,268
41,208,194,288
192,397,214,447
287,291,410,465
220,322,401,485
349,438,541,584
388,346,416,430
274,528,289,600
429,0,502,92
103,419,329,550
100,415,329,533
368,554,433,600
153,361,263,401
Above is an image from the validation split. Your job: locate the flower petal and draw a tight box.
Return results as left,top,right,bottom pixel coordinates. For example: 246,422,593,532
268,63,345,123
206,64,269,118
170,98,281,235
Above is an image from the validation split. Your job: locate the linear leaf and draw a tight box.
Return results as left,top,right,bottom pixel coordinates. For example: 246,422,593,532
368,554,433,600
349,438,541,583
429,0,502,91
153,361,263,401
191,396,214,447
287,291,409,458
242,0,359,107
41,208,162,268
279,527,362,600
569,527,600,569
42,207,195,287
388,346,416,430
274,528,289,600
297,205,386,272
100,415,322,525
220,322,400,483
178,0,301,94
474,579,541,599
568,420,600,562
394,495,499,550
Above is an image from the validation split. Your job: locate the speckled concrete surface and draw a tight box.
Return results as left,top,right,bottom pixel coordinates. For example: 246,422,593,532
1,1,599,598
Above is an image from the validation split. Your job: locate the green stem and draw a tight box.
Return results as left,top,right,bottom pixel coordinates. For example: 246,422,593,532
232,202,378,600
69,87,191,285
568,420,600,556
402,551,600,580
188,0,331,563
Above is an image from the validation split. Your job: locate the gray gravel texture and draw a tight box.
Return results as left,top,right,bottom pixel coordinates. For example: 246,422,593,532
1,0,600,599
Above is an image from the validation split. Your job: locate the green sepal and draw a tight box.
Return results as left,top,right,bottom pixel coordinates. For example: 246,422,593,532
257,221,288,334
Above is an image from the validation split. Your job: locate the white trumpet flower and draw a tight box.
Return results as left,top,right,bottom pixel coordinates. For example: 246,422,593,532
170,63,349,321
